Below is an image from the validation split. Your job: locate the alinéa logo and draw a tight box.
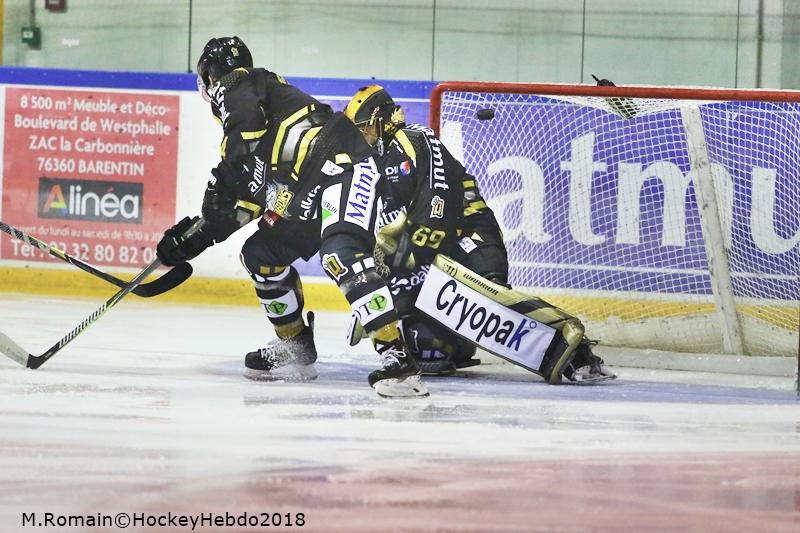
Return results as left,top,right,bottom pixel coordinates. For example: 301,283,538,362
39,177,143,223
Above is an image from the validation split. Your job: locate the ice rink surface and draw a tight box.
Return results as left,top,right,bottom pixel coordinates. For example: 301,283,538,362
0,294,798,532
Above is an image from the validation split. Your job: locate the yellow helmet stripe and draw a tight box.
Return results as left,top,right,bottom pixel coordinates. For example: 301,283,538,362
344,84,384,122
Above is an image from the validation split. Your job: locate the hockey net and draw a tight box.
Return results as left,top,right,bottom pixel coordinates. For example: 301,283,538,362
431,82,799,359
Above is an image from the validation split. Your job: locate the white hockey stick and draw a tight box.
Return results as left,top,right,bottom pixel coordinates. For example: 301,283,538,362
0,221,193,297
0,258,162,369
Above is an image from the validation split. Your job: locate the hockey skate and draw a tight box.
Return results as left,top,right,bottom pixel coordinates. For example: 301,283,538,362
419,356,458,376
369,340,429,398
418,348,481,376
244,312,318,381
563,338,617,384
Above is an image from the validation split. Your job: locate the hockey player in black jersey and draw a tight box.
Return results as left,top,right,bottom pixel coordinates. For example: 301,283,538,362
344,85,615,383
156,37,427,397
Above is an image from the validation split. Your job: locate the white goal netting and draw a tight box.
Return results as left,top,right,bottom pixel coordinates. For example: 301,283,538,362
433,83,799,357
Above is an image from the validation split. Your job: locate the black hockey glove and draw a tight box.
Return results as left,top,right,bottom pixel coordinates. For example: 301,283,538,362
156,216,212,266
391,221,442,270
202,160,240,224
390,230,417,270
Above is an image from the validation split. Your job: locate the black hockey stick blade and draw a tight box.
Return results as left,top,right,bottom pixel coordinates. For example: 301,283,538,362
130,261,193,297
0,220,190,297
0,259,163,369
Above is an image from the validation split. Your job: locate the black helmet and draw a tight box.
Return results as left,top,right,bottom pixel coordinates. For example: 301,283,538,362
196,36,253,90
344,85,405,154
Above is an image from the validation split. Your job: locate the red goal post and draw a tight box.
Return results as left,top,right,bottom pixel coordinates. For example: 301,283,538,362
431,82,800,135
429,81,800,362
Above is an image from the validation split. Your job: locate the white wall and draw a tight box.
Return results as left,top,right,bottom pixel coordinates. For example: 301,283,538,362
1,0,796,88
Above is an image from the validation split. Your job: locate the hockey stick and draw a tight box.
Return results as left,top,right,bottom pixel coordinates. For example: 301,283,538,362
0,257,163,369
0,221,193,297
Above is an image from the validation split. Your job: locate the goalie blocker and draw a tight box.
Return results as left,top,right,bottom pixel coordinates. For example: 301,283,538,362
415,255,585,384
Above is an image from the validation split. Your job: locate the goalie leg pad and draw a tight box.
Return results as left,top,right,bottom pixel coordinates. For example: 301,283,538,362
452,211,510,287
416,255,585,384
563,339,617,384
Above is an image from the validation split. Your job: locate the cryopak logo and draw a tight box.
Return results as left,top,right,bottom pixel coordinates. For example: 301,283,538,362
415,265,556,371
39,177,143,223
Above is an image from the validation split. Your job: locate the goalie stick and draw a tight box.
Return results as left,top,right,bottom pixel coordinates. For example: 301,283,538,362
0,257,163,369
0,221,193,297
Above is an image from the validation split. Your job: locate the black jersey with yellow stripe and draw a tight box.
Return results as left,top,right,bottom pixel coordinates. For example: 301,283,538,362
380,123,496,238
207,68,374,218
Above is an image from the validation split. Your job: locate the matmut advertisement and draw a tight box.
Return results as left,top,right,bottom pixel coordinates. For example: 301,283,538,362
442,96,800,303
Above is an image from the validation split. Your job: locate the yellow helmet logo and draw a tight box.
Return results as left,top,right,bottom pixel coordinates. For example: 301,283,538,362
390,107,405,127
